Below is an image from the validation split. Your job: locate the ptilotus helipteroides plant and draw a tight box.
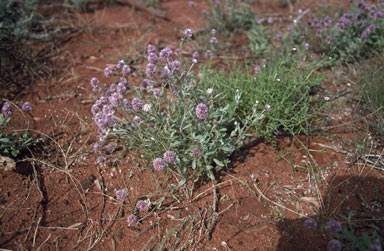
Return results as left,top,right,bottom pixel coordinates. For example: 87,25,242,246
90,29,264,184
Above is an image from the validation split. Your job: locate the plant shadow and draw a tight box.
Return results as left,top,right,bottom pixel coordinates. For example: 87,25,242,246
276,175,384,250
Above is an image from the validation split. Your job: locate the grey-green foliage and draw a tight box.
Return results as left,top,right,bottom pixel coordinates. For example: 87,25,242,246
276,0,296,8
200,54,323,141
247,23,270,55
306,1,384,62
206,0,256,33
0,114,38,158
356,50,384,138
111,71,262,182
65,0,115,12
329,211,383,251
0,0,42,42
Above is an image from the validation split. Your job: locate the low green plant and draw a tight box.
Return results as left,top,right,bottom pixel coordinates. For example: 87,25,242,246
326,211,383,251
90,30,263,184
0,102,39,158
0,0,58,99
65,0,115,11
355,50,384,138
144,0,160,8
276,0,296,8
247,23,270,55
200,54,323,141
304,0,384,62
205,0,255,34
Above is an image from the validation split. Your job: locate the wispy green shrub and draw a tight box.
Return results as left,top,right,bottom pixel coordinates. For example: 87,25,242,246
200,54,323,141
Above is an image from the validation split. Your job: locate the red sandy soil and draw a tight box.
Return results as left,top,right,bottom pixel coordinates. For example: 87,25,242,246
1,0,383,250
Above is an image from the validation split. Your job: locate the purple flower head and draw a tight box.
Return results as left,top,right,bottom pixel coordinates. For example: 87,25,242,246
211,29,216,35
307,18,313,26
304,218,317,231
97,156,107,166
153,88,161,98
148,52,158,64
215,0,220,6
119,77,128,85
210,37,218,45
122,65,131,75
254,65,261,73
161,66,172,81
188,1,195,7
122,99,131,109
304,43,310,50
327,219,342,235
159,48,173,60
92,85,101,93
142,79,151,89
101,113,116,128
116,59,125,69
191,147,201,159
91,104,100,115
131,97,144,112
268,17,274,23
171,86,179,94
1,102,13,116
205,50,213,58
192,51,200,59
105,142,117,154
174,48,180,57
104,65,115,78
361,23,375,39
201,9,208,15
93,142,102,153
170,60,181,70
99,96,108,104
136,199,149,212
109,92,122,106
153,158,165,171
264,104,271,111
21,102,32,112
115,189,127,201
117,82,127,94
147,44,156,54
163,150,176,164
327,240,342,251
195,103,208,121
338,15,351,30
369,240,382,251
184,28,193,38
133,116,142,123
146,63,157,77
324,16,331,29
127,214,138,226
90,77,99,86
105,83,117,97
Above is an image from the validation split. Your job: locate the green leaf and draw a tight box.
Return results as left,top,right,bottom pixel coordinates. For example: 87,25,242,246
178,178,187,187
222,146,235,152
206,169,215,180
192,159,197,169
213,158,225,167
0,137,10,143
